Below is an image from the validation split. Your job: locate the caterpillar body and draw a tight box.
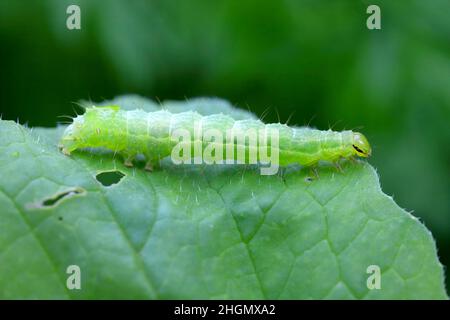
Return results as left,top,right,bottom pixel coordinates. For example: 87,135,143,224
59,106,371,174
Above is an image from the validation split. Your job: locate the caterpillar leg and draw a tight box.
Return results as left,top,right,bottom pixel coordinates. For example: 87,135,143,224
144,157,161,172
145,161,154,172
308,166,319,180
124,156,134,167
333,160,344,173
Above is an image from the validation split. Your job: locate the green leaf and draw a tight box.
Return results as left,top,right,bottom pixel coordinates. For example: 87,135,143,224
85,94,258,120
0,98,447,299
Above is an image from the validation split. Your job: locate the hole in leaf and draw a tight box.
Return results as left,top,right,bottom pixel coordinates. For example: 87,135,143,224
41,188,85,206
26,187,86,210
96,170,125,186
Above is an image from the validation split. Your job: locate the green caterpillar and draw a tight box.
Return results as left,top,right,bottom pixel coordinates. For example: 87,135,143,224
59,106,371,175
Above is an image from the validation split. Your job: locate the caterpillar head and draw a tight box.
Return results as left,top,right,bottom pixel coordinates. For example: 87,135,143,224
352,132,371,157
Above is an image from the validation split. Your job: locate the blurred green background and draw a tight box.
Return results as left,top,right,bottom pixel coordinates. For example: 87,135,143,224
0,0,449,290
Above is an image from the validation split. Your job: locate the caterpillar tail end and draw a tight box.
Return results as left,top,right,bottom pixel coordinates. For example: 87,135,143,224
60,146,71,156
57,141,72,156
59,123,79,156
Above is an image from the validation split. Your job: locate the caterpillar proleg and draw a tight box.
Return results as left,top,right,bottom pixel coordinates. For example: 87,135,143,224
59,106,371,175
